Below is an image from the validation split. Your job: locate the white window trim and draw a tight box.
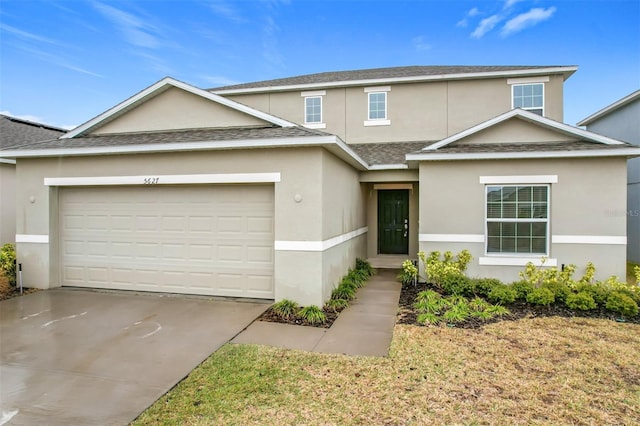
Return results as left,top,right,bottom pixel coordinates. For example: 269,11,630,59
365,91,389,125
480,175,558,184
479,256,558,267
507,76,550,85
484,183,551,257
300,90,326,97
511,82,545,115
304,95,323,126
364,119,391,126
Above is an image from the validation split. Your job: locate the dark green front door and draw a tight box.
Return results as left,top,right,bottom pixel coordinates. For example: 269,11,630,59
378,190,409,254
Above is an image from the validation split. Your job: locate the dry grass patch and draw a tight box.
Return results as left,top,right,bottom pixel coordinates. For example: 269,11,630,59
133,317,639,425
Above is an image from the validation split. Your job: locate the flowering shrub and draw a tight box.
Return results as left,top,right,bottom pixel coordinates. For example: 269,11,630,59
423,250,473,289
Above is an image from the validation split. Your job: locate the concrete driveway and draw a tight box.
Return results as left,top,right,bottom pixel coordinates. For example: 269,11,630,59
0,289,268,425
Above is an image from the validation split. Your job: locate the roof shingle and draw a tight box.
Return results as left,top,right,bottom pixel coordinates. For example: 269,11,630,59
0,115,66,149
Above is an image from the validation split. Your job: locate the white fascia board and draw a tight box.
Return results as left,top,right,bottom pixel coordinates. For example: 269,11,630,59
368,164,409,170
212,67,578,95
45,173,281,186
0,158,16,164
577,90,640,126
406,147,640,161
424,109,626,152
63,77,296,139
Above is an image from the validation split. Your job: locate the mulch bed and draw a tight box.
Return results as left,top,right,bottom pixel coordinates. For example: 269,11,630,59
257,305,346,329
0,286,39,301
397,281,640,328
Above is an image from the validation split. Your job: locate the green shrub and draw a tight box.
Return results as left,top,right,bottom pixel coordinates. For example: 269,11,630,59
511,280,535,300
331,285,356,301
355,258,374,277
298,305,326,324
325,298,349,312
468,297,491,312
487,285,517,305
472,278,502,297
0,243,16,287
398,259,418,285
414,290,444,314
339,276,358,290
485,304,510,317
417,312,440,326
605,292,639,318
440,274,474,297
575,282,610,306
442,300,470,323
526,287,555,306
348,269,368,287
565,291,597,311
542,281,571,303
422,249,472,288
272,299,299,320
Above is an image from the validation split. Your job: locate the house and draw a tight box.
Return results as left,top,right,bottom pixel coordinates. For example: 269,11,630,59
2,66,638,306
577,90,640,264
0,114,65,245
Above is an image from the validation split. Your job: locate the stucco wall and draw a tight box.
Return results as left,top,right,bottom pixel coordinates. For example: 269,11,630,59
14,147,364,306
226,75,565,144
419,157,627,282
93,87,268,134
0,163,16,244
585,98,640,263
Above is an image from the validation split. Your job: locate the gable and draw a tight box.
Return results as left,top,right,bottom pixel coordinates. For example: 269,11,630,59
91,87,271,135
453,117,580,146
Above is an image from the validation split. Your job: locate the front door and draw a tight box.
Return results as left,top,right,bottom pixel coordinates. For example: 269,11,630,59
378,190,409,254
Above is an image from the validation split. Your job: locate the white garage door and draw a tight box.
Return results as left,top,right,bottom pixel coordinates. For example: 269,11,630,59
59,185,274,298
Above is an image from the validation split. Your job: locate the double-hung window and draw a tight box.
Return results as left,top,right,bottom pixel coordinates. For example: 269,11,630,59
305,96,322,124
512,83,544,115
486,185,549,255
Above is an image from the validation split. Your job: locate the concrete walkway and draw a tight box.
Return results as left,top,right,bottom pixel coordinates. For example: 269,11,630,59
232,270,401,357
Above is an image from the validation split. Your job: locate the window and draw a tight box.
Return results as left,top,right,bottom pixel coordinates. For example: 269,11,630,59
512,83,544,115
368,92,387,120
304,96,322,124
486,185,549,254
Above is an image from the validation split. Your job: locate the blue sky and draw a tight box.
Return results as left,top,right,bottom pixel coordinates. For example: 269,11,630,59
1,0,638,129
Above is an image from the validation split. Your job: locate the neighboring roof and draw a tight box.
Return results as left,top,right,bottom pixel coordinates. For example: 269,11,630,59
0,125,370,171
212,65,578,94
577,89,640,126
350,142,429,167
407,109,640,162
0,114,65,149
63,77,298,139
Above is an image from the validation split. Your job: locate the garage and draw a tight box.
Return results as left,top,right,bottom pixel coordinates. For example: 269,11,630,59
59,184,274,298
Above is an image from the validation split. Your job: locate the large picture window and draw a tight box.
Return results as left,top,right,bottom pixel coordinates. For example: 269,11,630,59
486,185,549,254
512,83,544,115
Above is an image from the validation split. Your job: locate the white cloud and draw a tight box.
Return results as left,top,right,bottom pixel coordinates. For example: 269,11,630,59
200,75,242,87
501,7,557,37
93,2,160,48
10,45,104,78
412,36,432,52
456,7,480,28
503,0,525,10
471,14,502,38
206,1,246,23
0,23,69,48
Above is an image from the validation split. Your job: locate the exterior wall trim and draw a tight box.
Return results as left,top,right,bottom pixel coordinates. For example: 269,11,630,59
300,90,326,97
507,76,550,84
479,175,558,184
407,148,640,161
479,256,558,267
551,235,627,245
420,233,485,243
368,164,409,170
364,119,391,126
364,86,391,93
275,227,368,252
44,173,282,186
373,183,413,190
0,158,16,164
16,234,49,243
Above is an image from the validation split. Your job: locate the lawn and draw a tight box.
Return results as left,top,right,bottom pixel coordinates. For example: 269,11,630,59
133,317,639,425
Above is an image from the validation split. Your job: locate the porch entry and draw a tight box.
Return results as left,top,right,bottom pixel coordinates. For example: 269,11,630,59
378,189,409,254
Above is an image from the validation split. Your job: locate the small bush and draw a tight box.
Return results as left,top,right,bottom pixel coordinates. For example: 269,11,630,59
442,300,470,323
565,291,597,311
472,278,502,297
325,298,349,312
348,269,368,287
298,305,326,324
0,243,16,287
339,276,358,290
441,274,474,297
606,292,639,318
417,312,440,326
487,285,517,305
542,281,571,303
485,304,510,317
414,290,444,314
272,299,299,320
331,285,356,301
526,287,555,306
511,280,535,300
575,282,610,306
355,258,374,277
398,259,418,285
468,297,491,312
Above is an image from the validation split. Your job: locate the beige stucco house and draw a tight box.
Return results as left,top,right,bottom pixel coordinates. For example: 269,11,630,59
0,115,65,245
2,66,638,306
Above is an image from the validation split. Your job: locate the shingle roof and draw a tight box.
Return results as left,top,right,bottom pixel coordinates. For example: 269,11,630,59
0,114,66,149
1,126,329,151
349,142,430,165
417,140,636,155
212,65,574,92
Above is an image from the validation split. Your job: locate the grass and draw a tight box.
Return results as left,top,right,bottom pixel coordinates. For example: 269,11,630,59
133,317,639,425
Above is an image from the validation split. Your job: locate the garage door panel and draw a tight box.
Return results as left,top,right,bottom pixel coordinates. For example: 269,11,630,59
60,185,274,298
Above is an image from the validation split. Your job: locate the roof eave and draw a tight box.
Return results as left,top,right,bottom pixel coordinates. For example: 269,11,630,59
577,89,640,126
406,148,640,162
212,66,579,95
